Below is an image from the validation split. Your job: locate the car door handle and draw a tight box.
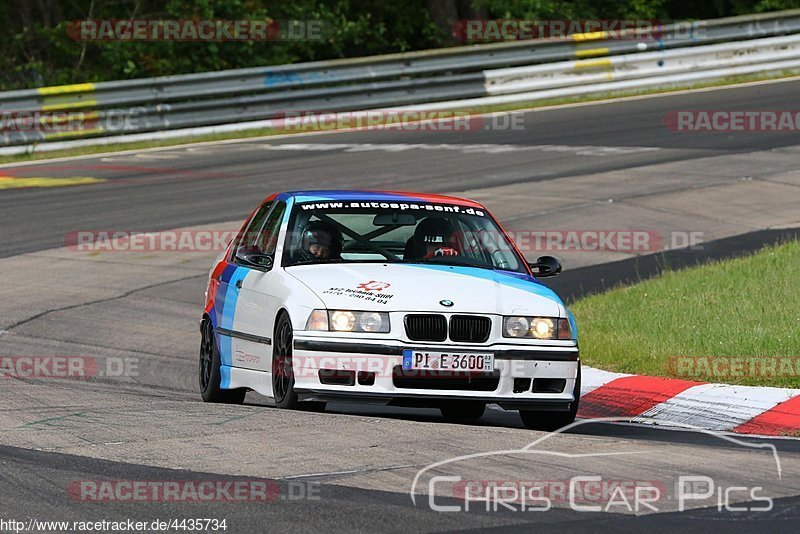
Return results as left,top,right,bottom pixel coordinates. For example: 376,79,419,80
235,280,243,289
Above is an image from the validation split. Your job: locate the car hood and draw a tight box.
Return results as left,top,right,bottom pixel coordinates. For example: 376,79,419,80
285,263,563,316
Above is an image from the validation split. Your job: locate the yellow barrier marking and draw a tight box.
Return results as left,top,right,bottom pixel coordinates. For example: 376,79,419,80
43,127,105,140
37,83,96,96
575,58,613,69
38,82,97,113
575,48,611,58
39,111,100,125
572,31,608,42
0,176,107,190
41,99,98,112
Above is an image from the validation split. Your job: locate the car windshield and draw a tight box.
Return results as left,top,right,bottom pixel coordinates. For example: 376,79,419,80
282,199,527,273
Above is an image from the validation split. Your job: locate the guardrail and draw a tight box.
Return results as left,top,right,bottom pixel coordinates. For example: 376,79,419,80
399,33,800,113
2,9,800,155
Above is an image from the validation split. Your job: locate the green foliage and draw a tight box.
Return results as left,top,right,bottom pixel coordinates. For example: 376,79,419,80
474,0,666,19
0,0,441,89
478,0,800,20
1,0,797,90
571,240,800,387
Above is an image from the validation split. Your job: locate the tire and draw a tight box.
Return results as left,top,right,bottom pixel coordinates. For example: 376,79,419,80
440,402,486,421
272,313,300,410
519,365,581,431
199,318,246,404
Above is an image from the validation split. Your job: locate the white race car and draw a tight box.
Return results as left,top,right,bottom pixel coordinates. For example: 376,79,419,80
200,190,580,430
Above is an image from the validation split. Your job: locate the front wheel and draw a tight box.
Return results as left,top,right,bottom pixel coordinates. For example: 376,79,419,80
520,365,581,431
199,318,246,404
272,313,299,410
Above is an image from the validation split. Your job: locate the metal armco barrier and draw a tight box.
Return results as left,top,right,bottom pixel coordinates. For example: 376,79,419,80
2,9,800,154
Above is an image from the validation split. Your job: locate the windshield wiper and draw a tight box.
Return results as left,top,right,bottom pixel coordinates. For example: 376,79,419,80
288,259,399,267
401,258,497,271
288,258,347,267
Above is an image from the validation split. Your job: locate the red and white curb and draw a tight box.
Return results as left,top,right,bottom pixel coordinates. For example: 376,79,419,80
580,367,800,437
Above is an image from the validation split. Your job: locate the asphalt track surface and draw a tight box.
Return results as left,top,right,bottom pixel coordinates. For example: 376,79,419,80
2,79,800,532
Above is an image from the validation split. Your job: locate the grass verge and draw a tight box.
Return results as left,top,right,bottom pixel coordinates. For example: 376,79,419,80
2,69,800,166
572,240,800,388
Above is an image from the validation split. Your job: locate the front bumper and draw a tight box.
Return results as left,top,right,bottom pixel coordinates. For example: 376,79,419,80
292,335,579,411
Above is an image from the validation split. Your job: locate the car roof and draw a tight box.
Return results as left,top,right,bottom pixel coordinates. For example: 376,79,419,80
268,190,486,209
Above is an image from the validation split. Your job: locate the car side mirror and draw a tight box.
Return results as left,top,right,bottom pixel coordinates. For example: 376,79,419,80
235,248,274,270
529,255,562,277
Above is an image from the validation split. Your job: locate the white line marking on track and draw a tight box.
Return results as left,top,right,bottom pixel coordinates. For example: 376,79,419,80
260,142,659,157
100,154,180,162
279,464,415,480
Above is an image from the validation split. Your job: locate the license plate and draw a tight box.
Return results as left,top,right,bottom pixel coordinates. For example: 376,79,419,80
402,350,494,372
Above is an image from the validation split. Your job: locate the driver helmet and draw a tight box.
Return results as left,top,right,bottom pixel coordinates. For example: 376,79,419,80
298,220,343,261
414,217,459,257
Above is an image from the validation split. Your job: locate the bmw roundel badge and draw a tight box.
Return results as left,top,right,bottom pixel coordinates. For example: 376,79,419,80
440,299,454,307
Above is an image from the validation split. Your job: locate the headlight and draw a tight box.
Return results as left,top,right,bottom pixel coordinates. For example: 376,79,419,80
306,309,329,331
306,310,390,333
358,312,385,332
503,316,572,340
330,311,356,331
530,317,555,339
505,316,529,337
